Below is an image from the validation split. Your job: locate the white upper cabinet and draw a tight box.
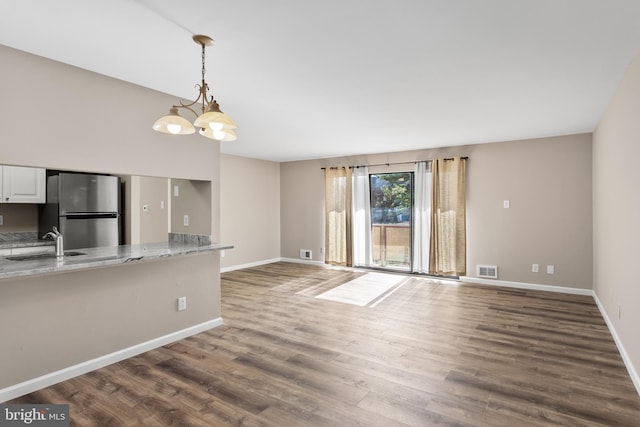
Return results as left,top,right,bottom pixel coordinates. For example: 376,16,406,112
1,166,46,203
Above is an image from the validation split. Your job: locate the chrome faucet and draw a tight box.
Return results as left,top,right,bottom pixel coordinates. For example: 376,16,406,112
43,226,64,258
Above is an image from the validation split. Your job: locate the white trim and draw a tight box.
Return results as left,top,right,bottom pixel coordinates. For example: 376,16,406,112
279,257,326,266
459,276,593,296
221,257,347,273
0,318,223,403
593,294,640,396
220,258,281,273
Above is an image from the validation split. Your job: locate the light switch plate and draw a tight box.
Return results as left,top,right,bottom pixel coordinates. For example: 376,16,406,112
503,200,510,209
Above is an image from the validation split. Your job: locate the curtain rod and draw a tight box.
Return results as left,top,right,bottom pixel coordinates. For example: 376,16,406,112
320,157,468,170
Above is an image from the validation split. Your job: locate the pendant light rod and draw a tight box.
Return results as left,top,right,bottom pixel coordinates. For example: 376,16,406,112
171,35,214,115
194,34,214,116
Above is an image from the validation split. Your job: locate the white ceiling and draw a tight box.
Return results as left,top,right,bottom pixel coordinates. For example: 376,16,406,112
1,0,640,162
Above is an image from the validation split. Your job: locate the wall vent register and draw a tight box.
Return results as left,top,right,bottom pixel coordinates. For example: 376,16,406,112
477,265,498,279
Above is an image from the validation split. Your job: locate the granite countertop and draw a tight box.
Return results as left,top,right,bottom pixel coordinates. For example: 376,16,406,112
0,241,233,280
0,240,54,250
0,232,55,250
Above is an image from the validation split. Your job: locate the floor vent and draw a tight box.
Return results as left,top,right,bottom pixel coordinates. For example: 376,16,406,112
477,265,498,279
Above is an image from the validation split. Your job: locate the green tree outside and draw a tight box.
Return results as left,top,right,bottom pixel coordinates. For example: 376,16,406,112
370,173,411,223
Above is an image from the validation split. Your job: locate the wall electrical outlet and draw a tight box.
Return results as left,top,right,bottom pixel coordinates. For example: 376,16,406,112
174,185,180,197
532,264,539,273
183,215,189,226
546,265,555,274
177,296,187,311
0,215,3,226
503,200,510,209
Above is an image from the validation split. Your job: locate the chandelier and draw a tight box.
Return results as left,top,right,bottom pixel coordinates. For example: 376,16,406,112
153,35,237,141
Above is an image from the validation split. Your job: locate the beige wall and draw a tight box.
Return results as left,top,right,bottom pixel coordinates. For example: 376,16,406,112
280,159,325,262
170,179,212,236
124,175,204,245
280,134,593,289
0,47,217,181
467,134,592,288
220,154,281,269
0,204,38,232
0,44,221,389
128,176,170,244
139,176,170,243
593,49,640,379
0,254,219,387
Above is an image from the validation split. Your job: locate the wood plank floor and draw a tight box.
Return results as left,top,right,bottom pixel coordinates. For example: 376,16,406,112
11,261,640,426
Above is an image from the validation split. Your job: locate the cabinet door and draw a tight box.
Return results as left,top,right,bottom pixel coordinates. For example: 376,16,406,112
2,166,46,203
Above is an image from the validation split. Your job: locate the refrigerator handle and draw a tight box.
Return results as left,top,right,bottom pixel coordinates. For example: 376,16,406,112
64,213,119,219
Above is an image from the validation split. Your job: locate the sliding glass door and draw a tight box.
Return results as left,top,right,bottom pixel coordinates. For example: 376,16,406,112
369,172,413,271
336,160,461,274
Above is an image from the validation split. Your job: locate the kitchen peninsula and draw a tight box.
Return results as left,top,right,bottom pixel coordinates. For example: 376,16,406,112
0,239,232,280
0,237,231,402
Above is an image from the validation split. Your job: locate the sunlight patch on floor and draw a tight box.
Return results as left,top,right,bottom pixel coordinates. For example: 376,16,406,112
315,272,407,307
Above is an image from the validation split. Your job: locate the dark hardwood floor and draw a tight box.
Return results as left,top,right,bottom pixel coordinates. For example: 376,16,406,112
11,262,640,426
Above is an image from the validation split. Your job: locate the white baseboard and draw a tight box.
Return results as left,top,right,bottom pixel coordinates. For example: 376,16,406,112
0,317,223,403
279,257,326,266
459,276,593,296
220,258,281,273
593,294,640,396
221,257,326,273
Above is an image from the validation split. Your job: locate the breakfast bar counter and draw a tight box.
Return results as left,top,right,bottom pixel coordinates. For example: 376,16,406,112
0,241,233,280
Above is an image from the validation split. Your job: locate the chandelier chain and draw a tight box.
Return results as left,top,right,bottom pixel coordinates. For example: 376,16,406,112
201,42,207,114
201,42,206,86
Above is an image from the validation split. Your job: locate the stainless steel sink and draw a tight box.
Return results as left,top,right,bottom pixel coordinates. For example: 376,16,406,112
5,251,86,261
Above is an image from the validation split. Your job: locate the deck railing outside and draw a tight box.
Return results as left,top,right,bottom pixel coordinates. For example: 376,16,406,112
371,223,411,270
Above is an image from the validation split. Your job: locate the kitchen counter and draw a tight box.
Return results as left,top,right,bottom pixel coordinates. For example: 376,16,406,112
0,232,55,251
0,240,54,250
0,241,233,280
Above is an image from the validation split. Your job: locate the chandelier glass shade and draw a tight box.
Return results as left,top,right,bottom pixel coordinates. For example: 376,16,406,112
153,35,236,141
152,107,195,135
199,127,237,141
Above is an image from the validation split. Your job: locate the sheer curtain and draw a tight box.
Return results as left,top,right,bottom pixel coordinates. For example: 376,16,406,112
324,167,353,266
352,166,372,267
412,161,431,273
429,157,467,276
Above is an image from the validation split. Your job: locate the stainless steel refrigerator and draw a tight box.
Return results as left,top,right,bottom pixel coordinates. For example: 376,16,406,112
39,172,121,250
